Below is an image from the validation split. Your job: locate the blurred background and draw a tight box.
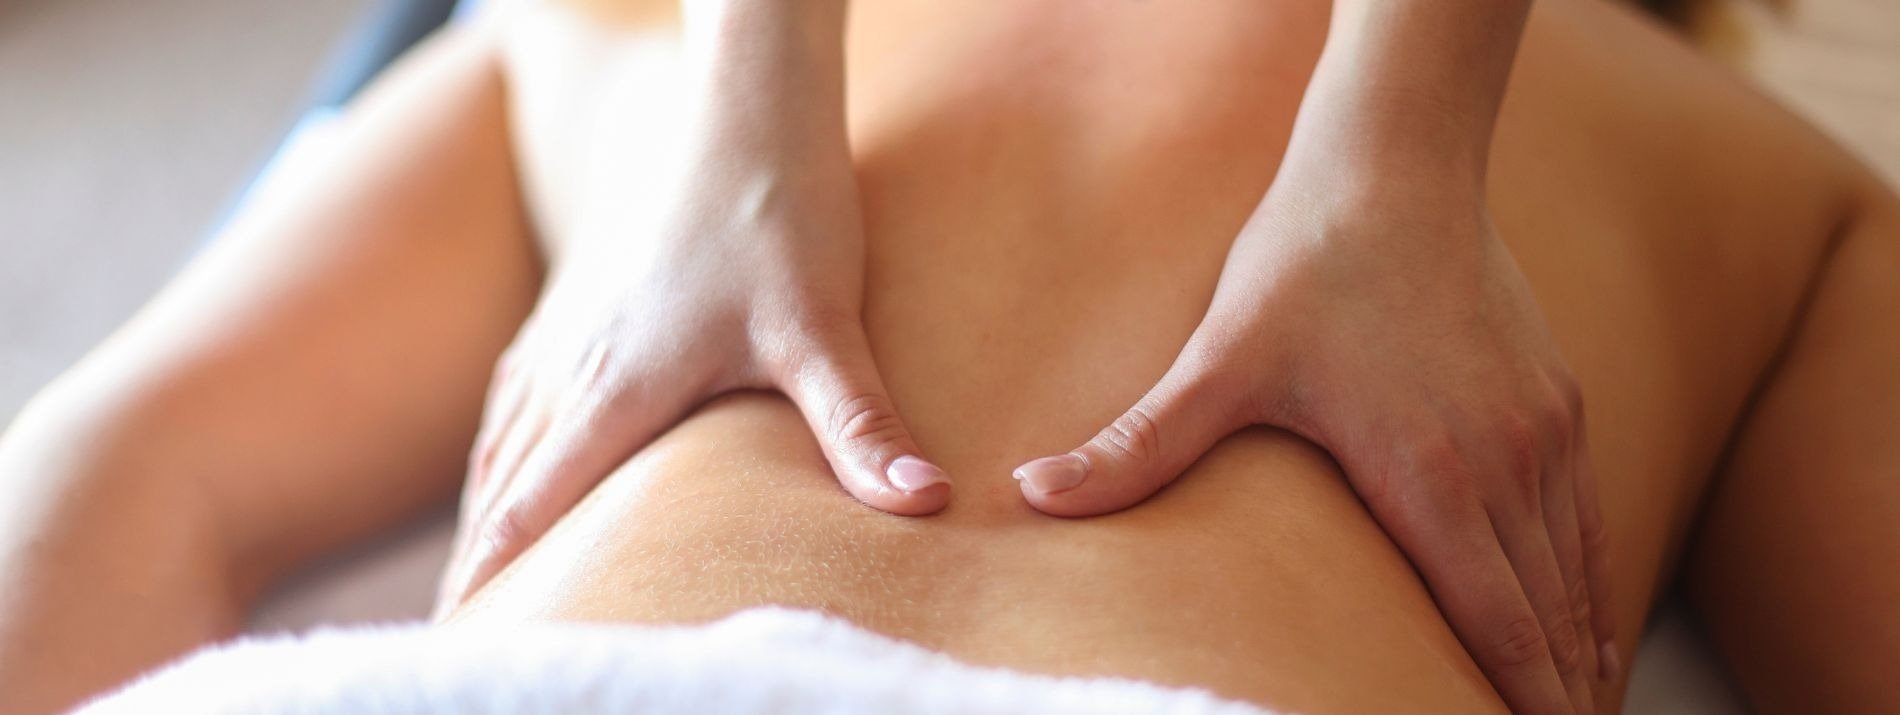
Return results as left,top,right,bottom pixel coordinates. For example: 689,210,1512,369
0,0,1895,712
0,0,373,420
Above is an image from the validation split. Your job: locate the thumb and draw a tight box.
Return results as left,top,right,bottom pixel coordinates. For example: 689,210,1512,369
782,325,950,516
1016,358,1247,518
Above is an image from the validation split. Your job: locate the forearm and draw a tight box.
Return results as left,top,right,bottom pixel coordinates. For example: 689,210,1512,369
1282,0,1533,190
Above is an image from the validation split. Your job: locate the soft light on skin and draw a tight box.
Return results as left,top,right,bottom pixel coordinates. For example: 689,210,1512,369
1005,2,1617,714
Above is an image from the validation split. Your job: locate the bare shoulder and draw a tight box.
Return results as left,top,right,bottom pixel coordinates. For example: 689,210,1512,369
1504,0,1866,233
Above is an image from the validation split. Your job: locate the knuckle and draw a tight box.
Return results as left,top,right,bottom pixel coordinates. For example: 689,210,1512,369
1497,413,1541,477
578,339,615,389
1410,434,1475,491
1379,434,1481,515
1568,577,1594,629
1554,372,1586,415
1542,399,1575,444
1580,516,1610,554
828,392,906,450
1489,615,1552,672
1095,403,1163,464
478,507,532,555
1545,375,1585,451
467,440,497,483
1545,613,1584,674
1494,415,1543,509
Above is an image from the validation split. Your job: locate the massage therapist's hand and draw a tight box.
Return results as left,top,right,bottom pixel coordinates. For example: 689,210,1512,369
1016,3,1614,713
1015,175,1615,713
436,0,948,612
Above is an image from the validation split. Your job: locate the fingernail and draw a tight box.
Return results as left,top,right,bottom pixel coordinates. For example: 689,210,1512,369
1598,641,1621,681
1014,453,1089,494
886,455,948,492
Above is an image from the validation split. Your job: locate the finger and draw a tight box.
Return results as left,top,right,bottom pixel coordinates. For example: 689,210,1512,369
781,325,949,517
437,375,533,619
465,371,535,513
1573,422,1619,682
436,405,554,613
1375,469,1573,715
442,376,701,609
437,392,549,617
1492,491,1595,714
1014,351,1246,518
1541,430,1605,693
476,396,554,518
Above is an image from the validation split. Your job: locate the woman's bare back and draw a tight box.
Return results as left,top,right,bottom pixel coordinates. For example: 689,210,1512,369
454,0,1894,712
4,1,1894,712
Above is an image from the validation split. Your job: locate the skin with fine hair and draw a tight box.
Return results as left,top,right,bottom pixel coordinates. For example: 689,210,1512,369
457,2,1613,712
1013,4,1615,713
436,0,953,612
3,0,1899,712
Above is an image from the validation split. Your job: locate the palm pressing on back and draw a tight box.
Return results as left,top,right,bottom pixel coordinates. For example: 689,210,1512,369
1012,2,1618,713
442,2,1619,713
436,0,948,611
1015,171,1614,715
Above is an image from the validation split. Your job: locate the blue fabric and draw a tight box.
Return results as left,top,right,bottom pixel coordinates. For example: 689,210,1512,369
211,0,470,236
307,0,464,110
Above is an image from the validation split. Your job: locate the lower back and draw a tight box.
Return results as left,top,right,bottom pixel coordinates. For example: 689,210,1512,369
455,394,1502,713
465,0,1867,711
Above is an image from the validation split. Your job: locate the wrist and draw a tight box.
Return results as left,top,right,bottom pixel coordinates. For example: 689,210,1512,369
683,0,847,75
1281,0,1532,193
1278,109,1493,204
680,0,850,158
1261,147,1490,239
1273,105,1493,211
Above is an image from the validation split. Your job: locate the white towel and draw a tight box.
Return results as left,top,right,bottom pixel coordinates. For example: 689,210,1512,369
80,606,1279,714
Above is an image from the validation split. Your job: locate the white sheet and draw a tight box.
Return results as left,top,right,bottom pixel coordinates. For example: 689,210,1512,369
86,607,1276,715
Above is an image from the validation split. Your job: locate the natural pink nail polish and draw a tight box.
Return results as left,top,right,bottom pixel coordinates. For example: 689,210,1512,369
1014,453,1089,494
887,455,948,492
